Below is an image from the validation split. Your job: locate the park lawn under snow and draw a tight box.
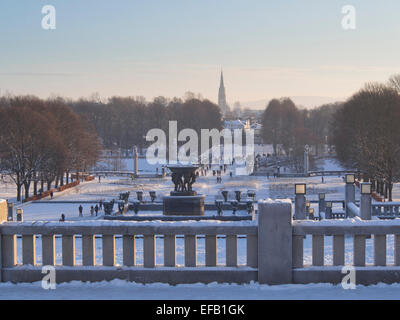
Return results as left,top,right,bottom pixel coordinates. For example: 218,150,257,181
0,280,400,300
2,158,400,299
3,158,400,267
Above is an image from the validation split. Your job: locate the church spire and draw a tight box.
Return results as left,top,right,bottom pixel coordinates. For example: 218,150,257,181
218,69,229,114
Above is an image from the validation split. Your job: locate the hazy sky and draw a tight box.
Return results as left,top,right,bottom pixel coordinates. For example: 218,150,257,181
1,0,400,108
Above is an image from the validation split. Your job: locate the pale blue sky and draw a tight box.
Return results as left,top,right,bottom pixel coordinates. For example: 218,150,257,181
0,0,400,107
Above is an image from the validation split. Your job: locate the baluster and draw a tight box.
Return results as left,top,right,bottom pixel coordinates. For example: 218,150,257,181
102,235,115,266
292,235,303,268
62,235,75,266
42,235,55,266
374,234,386,266
246,234,258,267
164,235,176,267
226,235,237,267
205,235,217,266
385,206,390,216
312,235,324,266
22,235,36,265
353,235,366,266
143,235,156,268
123,235,136,266
333,235,345,266
184,235,196,267
82,235,95,266
2,235,16,267
395,235,400,266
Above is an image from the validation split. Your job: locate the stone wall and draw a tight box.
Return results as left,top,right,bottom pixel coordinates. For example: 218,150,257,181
0,199,7,222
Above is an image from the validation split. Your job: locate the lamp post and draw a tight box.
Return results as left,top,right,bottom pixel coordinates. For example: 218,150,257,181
325,201,332,219
294,183,306,220
360,182,372,220
308,207,314,220
16,208,23,222
345,174,355,218
318,193,326,215
7,202,13,221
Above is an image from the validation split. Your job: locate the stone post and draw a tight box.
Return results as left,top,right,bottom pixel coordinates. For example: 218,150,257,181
0,200,7,223
16,208,23,222
325,203,332,219
303,145,309,174
7,202,13,222
345,181,355,217
294,195,306,220
258,200,292,284
133,146,138,177
318,193,326,215
360,182,372,220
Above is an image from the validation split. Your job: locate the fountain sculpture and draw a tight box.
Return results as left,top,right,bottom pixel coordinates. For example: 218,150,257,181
163,165,205,216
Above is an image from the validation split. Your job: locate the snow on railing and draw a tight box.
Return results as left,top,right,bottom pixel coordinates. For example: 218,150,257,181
292,218,400,285
2,200,400,285
0,220,258,284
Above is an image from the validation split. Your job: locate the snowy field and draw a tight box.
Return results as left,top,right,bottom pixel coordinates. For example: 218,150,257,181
1,280,400,300
2,157,400,267
2,157,400,299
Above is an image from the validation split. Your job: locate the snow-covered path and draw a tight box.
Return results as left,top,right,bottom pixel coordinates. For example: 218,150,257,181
0,280,399,300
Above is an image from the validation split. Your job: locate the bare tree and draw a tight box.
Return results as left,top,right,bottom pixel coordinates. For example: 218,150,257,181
389,74,400,94
332,83,400,200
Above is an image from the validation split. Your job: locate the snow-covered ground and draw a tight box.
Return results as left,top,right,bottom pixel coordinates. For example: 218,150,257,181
2,157,400,299
2,157,399,266
0,280,399,300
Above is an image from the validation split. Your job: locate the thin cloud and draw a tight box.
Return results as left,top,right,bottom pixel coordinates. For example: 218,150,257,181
0,72,81,77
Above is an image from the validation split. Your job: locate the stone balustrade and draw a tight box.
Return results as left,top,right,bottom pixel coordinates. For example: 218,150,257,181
1,200,400,285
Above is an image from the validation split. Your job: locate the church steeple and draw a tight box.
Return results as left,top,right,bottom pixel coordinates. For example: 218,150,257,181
218,70,229,114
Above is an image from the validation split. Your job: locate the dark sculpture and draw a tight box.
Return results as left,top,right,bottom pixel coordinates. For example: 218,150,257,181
183,171,196,191
103,200,115,215
170,166,197,192
172,172,184,192
119,191,130,204
164,165,204,216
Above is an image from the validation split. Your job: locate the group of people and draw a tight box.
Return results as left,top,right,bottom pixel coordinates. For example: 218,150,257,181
213,164,230,183
78,200,103,217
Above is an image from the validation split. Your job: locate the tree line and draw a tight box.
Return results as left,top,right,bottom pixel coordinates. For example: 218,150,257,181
260,98,341,161
332,74,400,200
260,73,400,201
0,96,101,201
69,96,223,152
0,95,222,201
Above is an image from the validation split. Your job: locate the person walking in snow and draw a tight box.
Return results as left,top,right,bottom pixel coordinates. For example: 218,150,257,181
78,205,83,217
90,206,94,216
95,204,99,216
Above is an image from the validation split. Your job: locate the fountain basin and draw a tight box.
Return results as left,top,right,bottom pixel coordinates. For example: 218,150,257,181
163,194,205,216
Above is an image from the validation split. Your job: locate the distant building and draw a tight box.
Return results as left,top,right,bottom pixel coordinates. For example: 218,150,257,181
218,71,230,115
250,122,263,144
223,119,250,131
